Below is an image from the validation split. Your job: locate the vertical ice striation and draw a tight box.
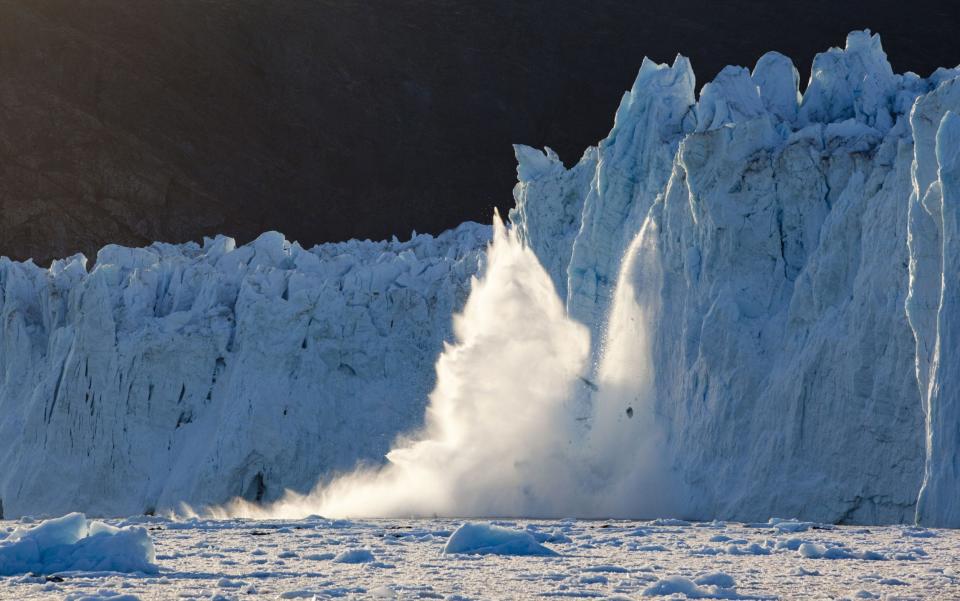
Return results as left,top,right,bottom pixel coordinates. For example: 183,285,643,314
565,56,695,335
921,111,960,526
908,103,960,527
510,145,597,300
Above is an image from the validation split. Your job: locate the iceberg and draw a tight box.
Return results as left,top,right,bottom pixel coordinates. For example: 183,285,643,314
0,513,156,575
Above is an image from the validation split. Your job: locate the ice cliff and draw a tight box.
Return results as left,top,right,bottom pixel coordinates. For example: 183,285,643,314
0,225,487,518
2,30,960,527
512,31,960,526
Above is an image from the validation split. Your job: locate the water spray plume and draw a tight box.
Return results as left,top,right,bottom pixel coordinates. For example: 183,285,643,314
214,211,680,519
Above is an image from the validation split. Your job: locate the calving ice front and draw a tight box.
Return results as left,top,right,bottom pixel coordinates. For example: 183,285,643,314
1,30,959,527
218,213,674,520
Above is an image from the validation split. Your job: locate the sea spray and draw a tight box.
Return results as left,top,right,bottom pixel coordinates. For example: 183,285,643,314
215,211,679,519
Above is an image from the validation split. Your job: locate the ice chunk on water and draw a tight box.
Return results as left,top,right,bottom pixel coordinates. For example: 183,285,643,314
0,513,157,576
332,548,375,564
642,574,746,599
442,523,559,556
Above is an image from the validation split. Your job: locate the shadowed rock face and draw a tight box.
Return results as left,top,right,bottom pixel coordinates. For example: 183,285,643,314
0,0,957,263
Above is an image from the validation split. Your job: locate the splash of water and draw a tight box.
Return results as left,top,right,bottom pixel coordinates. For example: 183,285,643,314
586,215,676,517
214,211,677,519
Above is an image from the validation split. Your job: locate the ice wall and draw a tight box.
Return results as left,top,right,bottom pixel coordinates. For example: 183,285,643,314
906,78,960,527
512,31,960,526
0,224,487,518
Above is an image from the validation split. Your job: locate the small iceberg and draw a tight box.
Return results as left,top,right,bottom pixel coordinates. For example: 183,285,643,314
332,548,375,564
0,513,157,575
442,522,559,556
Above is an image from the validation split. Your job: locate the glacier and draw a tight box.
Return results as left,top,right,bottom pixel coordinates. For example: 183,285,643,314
0,225,488,518
2,30,960,527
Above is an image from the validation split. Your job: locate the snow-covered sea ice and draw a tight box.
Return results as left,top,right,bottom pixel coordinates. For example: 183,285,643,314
2,516,958,599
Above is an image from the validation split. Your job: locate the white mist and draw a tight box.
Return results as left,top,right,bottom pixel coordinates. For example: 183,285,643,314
217,212,679,519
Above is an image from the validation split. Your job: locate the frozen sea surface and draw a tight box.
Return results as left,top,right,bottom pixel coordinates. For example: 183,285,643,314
2,517,957,600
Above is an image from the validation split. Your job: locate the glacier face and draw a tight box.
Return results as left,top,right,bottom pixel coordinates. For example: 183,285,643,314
512,31,960,526
2,30,959,527
0,225,487,518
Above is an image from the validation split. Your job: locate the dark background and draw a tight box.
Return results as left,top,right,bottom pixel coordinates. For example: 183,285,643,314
1,0,957,263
